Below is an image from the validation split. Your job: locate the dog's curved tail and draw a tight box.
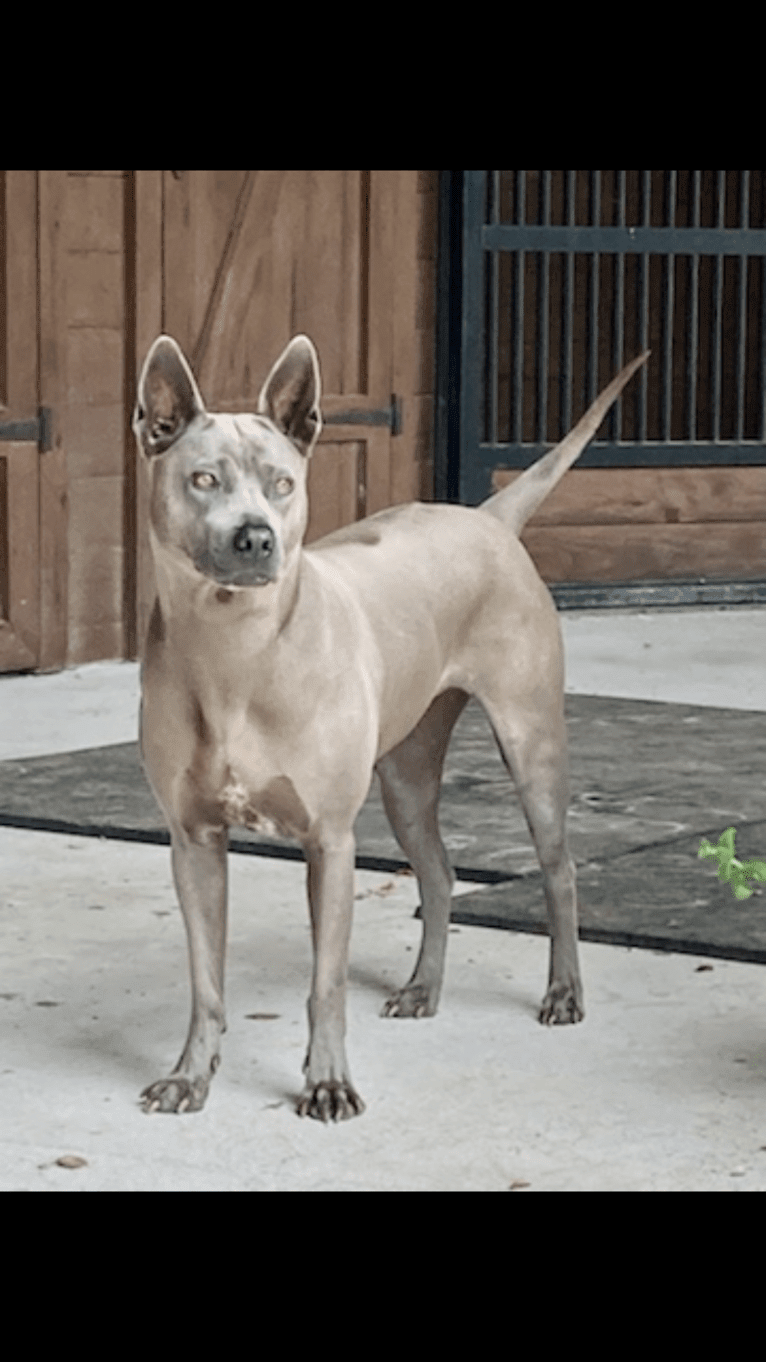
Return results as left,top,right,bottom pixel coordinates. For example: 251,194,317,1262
481,350,650,536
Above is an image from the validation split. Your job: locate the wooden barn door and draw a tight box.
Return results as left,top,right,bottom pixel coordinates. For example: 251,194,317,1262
133,170,417,646
0,171,41,671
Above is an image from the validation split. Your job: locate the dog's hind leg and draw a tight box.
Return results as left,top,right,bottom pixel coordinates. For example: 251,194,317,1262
376,687,469,1018
479,692,584,1026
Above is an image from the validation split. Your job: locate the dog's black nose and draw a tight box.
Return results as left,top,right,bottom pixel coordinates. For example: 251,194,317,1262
232,522,275,558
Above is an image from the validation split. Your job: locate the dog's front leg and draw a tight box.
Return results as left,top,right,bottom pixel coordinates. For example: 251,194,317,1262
141,825,228,1114
297,830,366,1121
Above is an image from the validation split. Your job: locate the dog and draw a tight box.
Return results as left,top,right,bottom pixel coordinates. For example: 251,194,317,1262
133,333,648,1121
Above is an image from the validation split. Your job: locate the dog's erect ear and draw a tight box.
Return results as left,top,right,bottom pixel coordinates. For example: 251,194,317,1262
133,335,206,457
257,335,322,455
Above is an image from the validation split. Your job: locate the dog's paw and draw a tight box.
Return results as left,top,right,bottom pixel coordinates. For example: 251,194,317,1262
538,981,584,1026
381,983,437,1019
296,1080,366,1122
140,1075,209,1114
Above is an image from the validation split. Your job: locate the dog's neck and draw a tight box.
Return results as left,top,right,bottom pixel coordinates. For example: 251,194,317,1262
149,532,306,655
146,538,326,735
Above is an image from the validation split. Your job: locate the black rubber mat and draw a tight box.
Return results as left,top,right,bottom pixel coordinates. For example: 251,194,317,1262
1,694,765,962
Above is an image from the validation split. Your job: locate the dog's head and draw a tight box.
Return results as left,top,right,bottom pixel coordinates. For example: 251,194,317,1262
133,334,322,589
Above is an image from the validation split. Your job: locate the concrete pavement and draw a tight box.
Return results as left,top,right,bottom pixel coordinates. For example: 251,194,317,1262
1,605,765,1191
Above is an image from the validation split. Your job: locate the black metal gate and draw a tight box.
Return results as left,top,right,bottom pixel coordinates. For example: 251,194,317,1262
456,170,766,506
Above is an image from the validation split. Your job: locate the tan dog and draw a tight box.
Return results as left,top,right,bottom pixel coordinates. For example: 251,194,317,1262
133,335,648,1121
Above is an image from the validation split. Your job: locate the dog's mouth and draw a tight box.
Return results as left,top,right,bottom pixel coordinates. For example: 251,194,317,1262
191,553,278,590
209,568,275,588
190,521,282,588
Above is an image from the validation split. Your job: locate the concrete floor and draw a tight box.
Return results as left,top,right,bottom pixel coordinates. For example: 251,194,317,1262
1,605,765,1191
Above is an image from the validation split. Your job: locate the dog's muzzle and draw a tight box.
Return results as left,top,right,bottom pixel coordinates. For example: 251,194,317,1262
232,521,275,561
224,520,276,585
197,519,279,586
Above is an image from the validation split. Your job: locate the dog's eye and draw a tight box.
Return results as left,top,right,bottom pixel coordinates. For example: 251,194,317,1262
192,470,218,490
275,476,294,496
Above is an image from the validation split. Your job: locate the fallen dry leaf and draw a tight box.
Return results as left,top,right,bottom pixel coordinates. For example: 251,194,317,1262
355,880,397,900
695,964,714,972
508,1179,531,1190
55,1154,88,1169
245,1012,280,1020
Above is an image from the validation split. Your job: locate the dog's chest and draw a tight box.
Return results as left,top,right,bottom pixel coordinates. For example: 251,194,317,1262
217,772,301,838
167,688,314,840
212,763,311,840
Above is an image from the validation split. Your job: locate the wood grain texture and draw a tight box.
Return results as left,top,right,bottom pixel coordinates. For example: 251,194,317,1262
0,174,42,669
0,445,38,668
491,463,766,581
522,520,766,582
491,466,766,526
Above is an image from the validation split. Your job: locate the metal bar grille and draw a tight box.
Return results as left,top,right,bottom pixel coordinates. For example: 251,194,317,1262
612,169,625,440
589,170,600,407
538,171,551,442
687,170,700,441
712,171,725,442
512,172,525,445
561,170,575,434
487,172,499,446
459,169,766,504
481,223,766,253
662,169,676,442
638,170,650,443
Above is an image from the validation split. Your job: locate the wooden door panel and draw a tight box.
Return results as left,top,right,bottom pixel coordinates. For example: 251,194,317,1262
187,170,365,404
136,169,413,637
164,170,246,361
0,170,40,671
161,170,394,534
0,443,39,668
305,441,363,544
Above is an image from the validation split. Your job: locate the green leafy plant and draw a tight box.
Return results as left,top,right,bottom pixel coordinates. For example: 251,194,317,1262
698,827,766,901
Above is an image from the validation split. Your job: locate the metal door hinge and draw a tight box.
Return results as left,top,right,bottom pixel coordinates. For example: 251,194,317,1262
323,395,403,436
0,407,52,451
